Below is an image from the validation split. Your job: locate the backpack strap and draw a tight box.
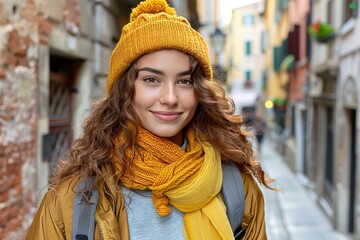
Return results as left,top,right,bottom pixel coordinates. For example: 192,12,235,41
221,162,246,239
72,177,98,240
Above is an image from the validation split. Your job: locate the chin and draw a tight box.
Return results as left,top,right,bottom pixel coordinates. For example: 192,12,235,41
152,131,179,138
149,127,183,138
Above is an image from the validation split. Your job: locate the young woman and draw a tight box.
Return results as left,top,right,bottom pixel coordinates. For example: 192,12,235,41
27,0,273,239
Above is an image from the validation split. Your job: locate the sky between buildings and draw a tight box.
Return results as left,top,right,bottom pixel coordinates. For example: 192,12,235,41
220,0,263,25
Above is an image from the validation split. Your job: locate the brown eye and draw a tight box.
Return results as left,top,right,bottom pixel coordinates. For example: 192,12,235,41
144,77,159,83
178,79,192,85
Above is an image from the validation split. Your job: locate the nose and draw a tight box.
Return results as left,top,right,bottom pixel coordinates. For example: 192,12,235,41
160,84,178,106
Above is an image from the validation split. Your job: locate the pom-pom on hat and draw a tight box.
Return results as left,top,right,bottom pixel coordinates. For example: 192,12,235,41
106,0,212,92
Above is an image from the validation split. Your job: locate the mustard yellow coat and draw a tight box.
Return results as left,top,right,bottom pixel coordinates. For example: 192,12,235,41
26,165,267,240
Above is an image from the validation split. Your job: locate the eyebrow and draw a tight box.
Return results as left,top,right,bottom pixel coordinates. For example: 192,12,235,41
138,67,192,77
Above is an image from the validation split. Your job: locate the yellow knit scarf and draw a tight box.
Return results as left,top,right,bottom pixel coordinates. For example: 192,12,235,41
113,127,233,239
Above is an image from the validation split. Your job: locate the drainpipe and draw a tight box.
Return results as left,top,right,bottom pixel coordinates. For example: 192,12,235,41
93,0,105,99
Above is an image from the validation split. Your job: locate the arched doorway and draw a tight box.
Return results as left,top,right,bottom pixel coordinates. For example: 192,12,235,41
339,77,358,234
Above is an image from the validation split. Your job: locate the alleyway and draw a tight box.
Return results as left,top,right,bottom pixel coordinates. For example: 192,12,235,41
260,137,346,240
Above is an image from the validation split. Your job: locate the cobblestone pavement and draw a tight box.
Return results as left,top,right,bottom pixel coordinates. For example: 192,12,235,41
259,137,349,240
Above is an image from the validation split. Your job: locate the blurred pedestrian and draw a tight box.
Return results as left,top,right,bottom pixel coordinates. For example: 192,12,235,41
252,111,267,150
27,0,274,239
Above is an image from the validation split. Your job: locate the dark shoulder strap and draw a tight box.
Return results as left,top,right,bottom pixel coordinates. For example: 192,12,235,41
72,177,98,240
221,162,246,239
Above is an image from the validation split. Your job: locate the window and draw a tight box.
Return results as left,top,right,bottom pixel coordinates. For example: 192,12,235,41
273,40,288,72
262,72,267,90
275,0,281,22
245,41,252,55
290,106,295,136
280,0,288,10
323,107,334,208
244,71,252,88
344,0,358,23
245,71,252,81
243,15,254,25
327,0,333,24
261,31,268,53
273,46,281,72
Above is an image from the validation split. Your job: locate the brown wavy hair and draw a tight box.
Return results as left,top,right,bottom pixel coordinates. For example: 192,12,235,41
49,53,274,190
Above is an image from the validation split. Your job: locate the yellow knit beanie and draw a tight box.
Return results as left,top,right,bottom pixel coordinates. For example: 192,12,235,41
106,0,212,92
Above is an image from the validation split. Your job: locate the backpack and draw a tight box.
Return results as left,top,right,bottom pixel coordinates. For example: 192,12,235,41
72,162,246,240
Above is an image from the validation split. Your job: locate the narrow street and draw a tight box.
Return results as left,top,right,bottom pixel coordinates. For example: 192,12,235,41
260,136,346,240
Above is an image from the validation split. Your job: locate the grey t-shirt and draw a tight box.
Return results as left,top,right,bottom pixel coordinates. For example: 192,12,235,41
122,188,184,239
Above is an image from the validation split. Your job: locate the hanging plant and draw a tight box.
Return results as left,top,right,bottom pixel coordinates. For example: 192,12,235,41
281,54,295,71
308,21,335,43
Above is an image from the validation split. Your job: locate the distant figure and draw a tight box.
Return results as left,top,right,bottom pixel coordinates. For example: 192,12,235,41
241,107,254,127
252,112,267,148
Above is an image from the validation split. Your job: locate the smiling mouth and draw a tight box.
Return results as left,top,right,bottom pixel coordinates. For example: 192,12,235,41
151,111,182,121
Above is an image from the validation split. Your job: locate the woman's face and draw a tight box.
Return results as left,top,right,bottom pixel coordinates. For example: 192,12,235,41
132,49,198,146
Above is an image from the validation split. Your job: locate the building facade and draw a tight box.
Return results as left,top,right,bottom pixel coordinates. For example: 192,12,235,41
262,1,360,238
283,0,310,177
283,0,360,238
263,0,289,133
226,1,265,115
335,0,360,237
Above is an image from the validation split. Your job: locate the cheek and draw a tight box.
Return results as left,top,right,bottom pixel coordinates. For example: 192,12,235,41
181,91,198,108
133,84,155,107
135,84,160,101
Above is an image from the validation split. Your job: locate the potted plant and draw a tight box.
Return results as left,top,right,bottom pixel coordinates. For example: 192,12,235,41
308,21,335,43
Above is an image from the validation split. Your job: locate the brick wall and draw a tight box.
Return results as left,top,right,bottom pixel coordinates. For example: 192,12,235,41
0,0,82,239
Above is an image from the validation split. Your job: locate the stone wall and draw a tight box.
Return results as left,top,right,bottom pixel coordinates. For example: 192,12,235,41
0,0,82,238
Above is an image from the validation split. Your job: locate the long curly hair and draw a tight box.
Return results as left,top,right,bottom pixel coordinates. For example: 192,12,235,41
49,53,274,190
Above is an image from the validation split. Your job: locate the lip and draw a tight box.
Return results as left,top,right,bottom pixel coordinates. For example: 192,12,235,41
150,111,182,122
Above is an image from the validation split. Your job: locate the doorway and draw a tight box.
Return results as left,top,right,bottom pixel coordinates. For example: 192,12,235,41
347,109,357,233
323,106,334,209
45,55,79,173
301,109,307,176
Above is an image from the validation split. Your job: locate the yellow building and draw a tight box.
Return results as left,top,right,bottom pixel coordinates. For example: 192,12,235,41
225,1,265,113
263,0,290,129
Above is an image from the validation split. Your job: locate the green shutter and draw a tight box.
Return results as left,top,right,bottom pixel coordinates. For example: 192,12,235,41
273,47,281,72
245,41,252,55
245,71,252,81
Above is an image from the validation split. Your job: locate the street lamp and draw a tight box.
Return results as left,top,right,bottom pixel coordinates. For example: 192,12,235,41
210,27,226,60
210,27,226,83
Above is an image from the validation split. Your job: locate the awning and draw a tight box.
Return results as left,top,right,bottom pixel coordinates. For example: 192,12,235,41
230,90,259,112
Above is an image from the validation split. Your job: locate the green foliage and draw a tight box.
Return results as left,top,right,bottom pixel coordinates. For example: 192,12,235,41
281,54,294,71
273,98,286,106
349,2,357,10
308,21,335,43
